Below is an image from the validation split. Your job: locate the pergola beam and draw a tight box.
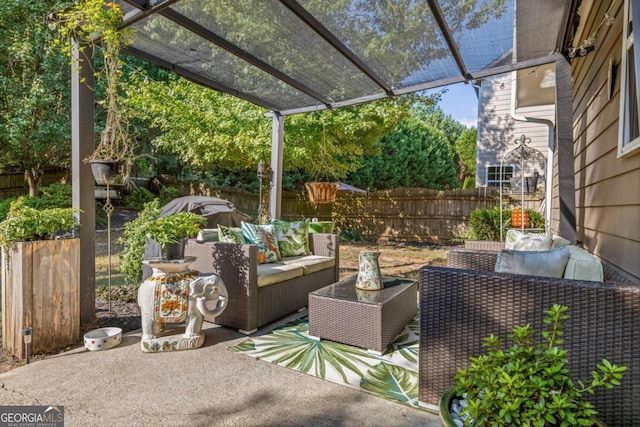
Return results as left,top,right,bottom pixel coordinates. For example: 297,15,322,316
426,0,471,81
279,0,394,96
158,8,333,108
123,46,282,112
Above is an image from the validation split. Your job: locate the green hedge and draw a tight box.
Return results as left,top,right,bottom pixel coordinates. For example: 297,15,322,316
469,208,545,241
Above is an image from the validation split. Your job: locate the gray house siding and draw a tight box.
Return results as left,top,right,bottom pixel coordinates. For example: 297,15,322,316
476,73,555,189
570,0,640,280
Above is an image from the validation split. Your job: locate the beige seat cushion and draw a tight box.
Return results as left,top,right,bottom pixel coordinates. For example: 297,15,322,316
494,247,571,278
281,255,336,275
563,246,603,282
256,263,304,288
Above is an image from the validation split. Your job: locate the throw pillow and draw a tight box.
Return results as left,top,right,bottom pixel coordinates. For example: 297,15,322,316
563,245,603,282
241,222,281,264
307,221,335,234
272,220,310,257
196,228,219,242
551,235,572,249
494,247,571,278
505,229,553,251
218,225,245,244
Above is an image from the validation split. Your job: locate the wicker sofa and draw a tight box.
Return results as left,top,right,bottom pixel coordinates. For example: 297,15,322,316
185,233,339,334
419,248,640,426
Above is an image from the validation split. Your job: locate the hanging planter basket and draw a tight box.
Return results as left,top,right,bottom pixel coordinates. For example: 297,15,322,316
89,160,126,186
305,182,339,204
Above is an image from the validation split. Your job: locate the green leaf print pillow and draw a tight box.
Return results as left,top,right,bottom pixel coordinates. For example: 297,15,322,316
272,220,310,257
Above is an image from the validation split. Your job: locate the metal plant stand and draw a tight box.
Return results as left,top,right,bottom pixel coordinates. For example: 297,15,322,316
103,183,114,312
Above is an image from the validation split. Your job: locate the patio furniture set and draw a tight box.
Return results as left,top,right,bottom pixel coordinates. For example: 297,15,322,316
176,226,639,426
419,243,640,426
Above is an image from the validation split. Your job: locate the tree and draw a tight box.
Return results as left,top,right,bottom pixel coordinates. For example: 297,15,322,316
0,0,73,196
348,118,459,191
124,72,427,181
455,127,477,184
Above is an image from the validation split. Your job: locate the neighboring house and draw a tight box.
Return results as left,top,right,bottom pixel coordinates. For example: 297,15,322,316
566,0,640,281
475,68,555,193
473,0,639,283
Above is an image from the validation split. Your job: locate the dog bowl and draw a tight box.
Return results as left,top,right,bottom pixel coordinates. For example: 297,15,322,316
84,327,122,351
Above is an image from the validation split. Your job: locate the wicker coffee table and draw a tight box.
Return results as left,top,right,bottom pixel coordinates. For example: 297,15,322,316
308,275,417,354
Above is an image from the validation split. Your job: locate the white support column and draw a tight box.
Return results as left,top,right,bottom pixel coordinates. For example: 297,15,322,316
269,112,284,221
71,40,96,325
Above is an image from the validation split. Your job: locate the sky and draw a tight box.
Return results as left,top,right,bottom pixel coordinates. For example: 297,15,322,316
424,82,479,128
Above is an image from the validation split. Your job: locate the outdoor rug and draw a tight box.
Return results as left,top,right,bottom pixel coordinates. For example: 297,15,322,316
228,311,433,411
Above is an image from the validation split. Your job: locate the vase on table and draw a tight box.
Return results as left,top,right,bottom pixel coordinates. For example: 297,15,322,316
355,251,383,291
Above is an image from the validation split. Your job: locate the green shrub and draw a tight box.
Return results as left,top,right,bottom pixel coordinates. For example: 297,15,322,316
126,187,155,211
469,207,509,241
454,305,626,426
339,228,363,243
117,199,161,285
469,207,546,241
462,176,476,189
158,186,180,206
0,184,73,222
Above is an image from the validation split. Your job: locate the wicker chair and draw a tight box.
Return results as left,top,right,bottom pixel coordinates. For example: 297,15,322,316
419,248,640,426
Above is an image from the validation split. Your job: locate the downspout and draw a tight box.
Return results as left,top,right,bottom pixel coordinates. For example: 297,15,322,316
509,71,555,232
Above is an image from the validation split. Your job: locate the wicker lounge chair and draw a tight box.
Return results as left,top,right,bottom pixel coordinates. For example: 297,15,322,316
419,248,640,426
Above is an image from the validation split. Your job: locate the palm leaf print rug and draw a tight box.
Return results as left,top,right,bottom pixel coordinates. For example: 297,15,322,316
228,311,434,412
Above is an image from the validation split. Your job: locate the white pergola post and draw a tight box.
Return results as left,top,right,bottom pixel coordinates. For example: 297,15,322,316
71,40,96,325
269,112,284,221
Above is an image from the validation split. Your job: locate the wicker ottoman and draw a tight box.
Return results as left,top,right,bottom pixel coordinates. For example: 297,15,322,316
308,275,417,354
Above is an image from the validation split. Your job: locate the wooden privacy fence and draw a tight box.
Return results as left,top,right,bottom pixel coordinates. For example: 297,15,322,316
0,171,69,199
182,183,543,243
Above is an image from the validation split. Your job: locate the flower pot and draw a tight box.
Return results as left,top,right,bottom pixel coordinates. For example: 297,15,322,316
439,387,608,427
89,160,125,186
160,239,186,260
305,182,339,204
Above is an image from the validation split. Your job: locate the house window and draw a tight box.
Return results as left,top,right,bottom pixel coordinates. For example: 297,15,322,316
486,165,513,187
618,0,640,157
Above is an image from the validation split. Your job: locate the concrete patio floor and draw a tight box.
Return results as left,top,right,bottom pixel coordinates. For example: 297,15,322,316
0,321,441,427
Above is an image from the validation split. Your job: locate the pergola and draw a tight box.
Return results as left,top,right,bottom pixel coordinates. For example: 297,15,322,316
72,0,579,322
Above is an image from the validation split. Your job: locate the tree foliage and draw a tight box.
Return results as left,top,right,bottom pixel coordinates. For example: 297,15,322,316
124,72,424,180
348,118,459,191
455,127,477,180
0,0,73,195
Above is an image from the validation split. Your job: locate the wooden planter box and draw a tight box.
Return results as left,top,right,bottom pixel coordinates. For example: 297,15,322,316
1,238,80,359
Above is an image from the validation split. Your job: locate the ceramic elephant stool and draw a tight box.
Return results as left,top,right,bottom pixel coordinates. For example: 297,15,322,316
137,271,228,352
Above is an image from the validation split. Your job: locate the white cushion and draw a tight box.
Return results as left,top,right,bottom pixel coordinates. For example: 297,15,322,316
563,246,603,282
505,229,552,251
281,255,335,275
551,235,571,249
256,263,303,288
196,229,219,242
494,247,571,278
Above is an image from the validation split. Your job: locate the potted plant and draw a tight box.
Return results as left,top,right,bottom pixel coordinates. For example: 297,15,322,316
440,304,626,427
54,0,136,185
0,197,80,251
0,198,82,359
118,199,205,284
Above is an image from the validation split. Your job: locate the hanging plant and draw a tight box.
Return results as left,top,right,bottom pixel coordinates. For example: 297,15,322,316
54,0,136,165
305,115,339,204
